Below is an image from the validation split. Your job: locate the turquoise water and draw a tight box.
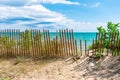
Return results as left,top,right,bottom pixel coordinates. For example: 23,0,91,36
74,32,96,46
49,32,96,46
0,32,96,46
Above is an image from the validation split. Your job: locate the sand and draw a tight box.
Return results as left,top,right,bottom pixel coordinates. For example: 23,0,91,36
0,56,120,80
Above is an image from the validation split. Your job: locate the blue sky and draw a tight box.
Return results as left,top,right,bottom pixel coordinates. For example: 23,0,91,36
0,0,120,32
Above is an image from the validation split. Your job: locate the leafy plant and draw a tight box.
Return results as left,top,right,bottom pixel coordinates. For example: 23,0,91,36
87,45,92,50
20,30,32,50
97,22,119,34
93,22,120,54
0,77,9,80
97,26,106,34
0,36,15,49
94,52,102,58
14,56,22,65
112,49,120,56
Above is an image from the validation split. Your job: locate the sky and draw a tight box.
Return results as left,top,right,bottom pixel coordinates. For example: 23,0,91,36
0,0,120,32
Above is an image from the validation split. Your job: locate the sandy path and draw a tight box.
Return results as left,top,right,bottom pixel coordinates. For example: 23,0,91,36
13,57,120,80
13,60,83,80
0,56,120,80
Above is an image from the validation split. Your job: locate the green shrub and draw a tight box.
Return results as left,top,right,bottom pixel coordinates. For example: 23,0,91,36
94,52,102,58
0,77,9,80
88,45,92,50
14,57,22,65
93,22,120,53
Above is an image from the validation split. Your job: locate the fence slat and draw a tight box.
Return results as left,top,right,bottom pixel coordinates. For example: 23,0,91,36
85,40,87,56
80,40,82,56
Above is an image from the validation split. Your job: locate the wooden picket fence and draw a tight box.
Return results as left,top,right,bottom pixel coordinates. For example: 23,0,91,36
0,29,120,59
91,32,120,56
0,29,78,59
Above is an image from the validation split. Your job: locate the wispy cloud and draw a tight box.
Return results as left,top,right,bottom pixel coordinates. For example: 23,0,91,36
38,0,80,5
0,5,80,31
0,4,105,31
81,2,101,8
82,3,87,7
0,0,104,32
91,2,101,8
0,0,80,6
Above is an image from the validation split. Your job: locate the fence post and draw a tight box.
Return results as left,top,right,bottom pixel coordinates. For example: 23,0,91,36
0,30,1,57
75,40,77,56
55,30,58,57
80,40,82,56
62,29,64,57
7,29,9,57
92,39,94,55
95,33,98,55
116,32,119,55
118,39,120,55
85,40,87,56
16,29,18,57
59,30,62,57
111,33,114,56
66,29,69,56
71,29,75,56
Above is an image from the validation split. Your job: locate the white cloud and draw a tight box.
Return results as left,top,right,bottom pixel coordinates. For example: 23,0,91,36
0,0,79,6
0,5,63,21
37,0,80,5
0,4,105,32
91,2,101,8
0,0,104,32
0,5,76,30
81,2,101,8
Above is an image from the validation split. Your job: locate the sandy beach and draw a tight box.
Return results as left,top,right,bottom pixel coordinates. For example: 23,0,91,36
0,55,120,80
